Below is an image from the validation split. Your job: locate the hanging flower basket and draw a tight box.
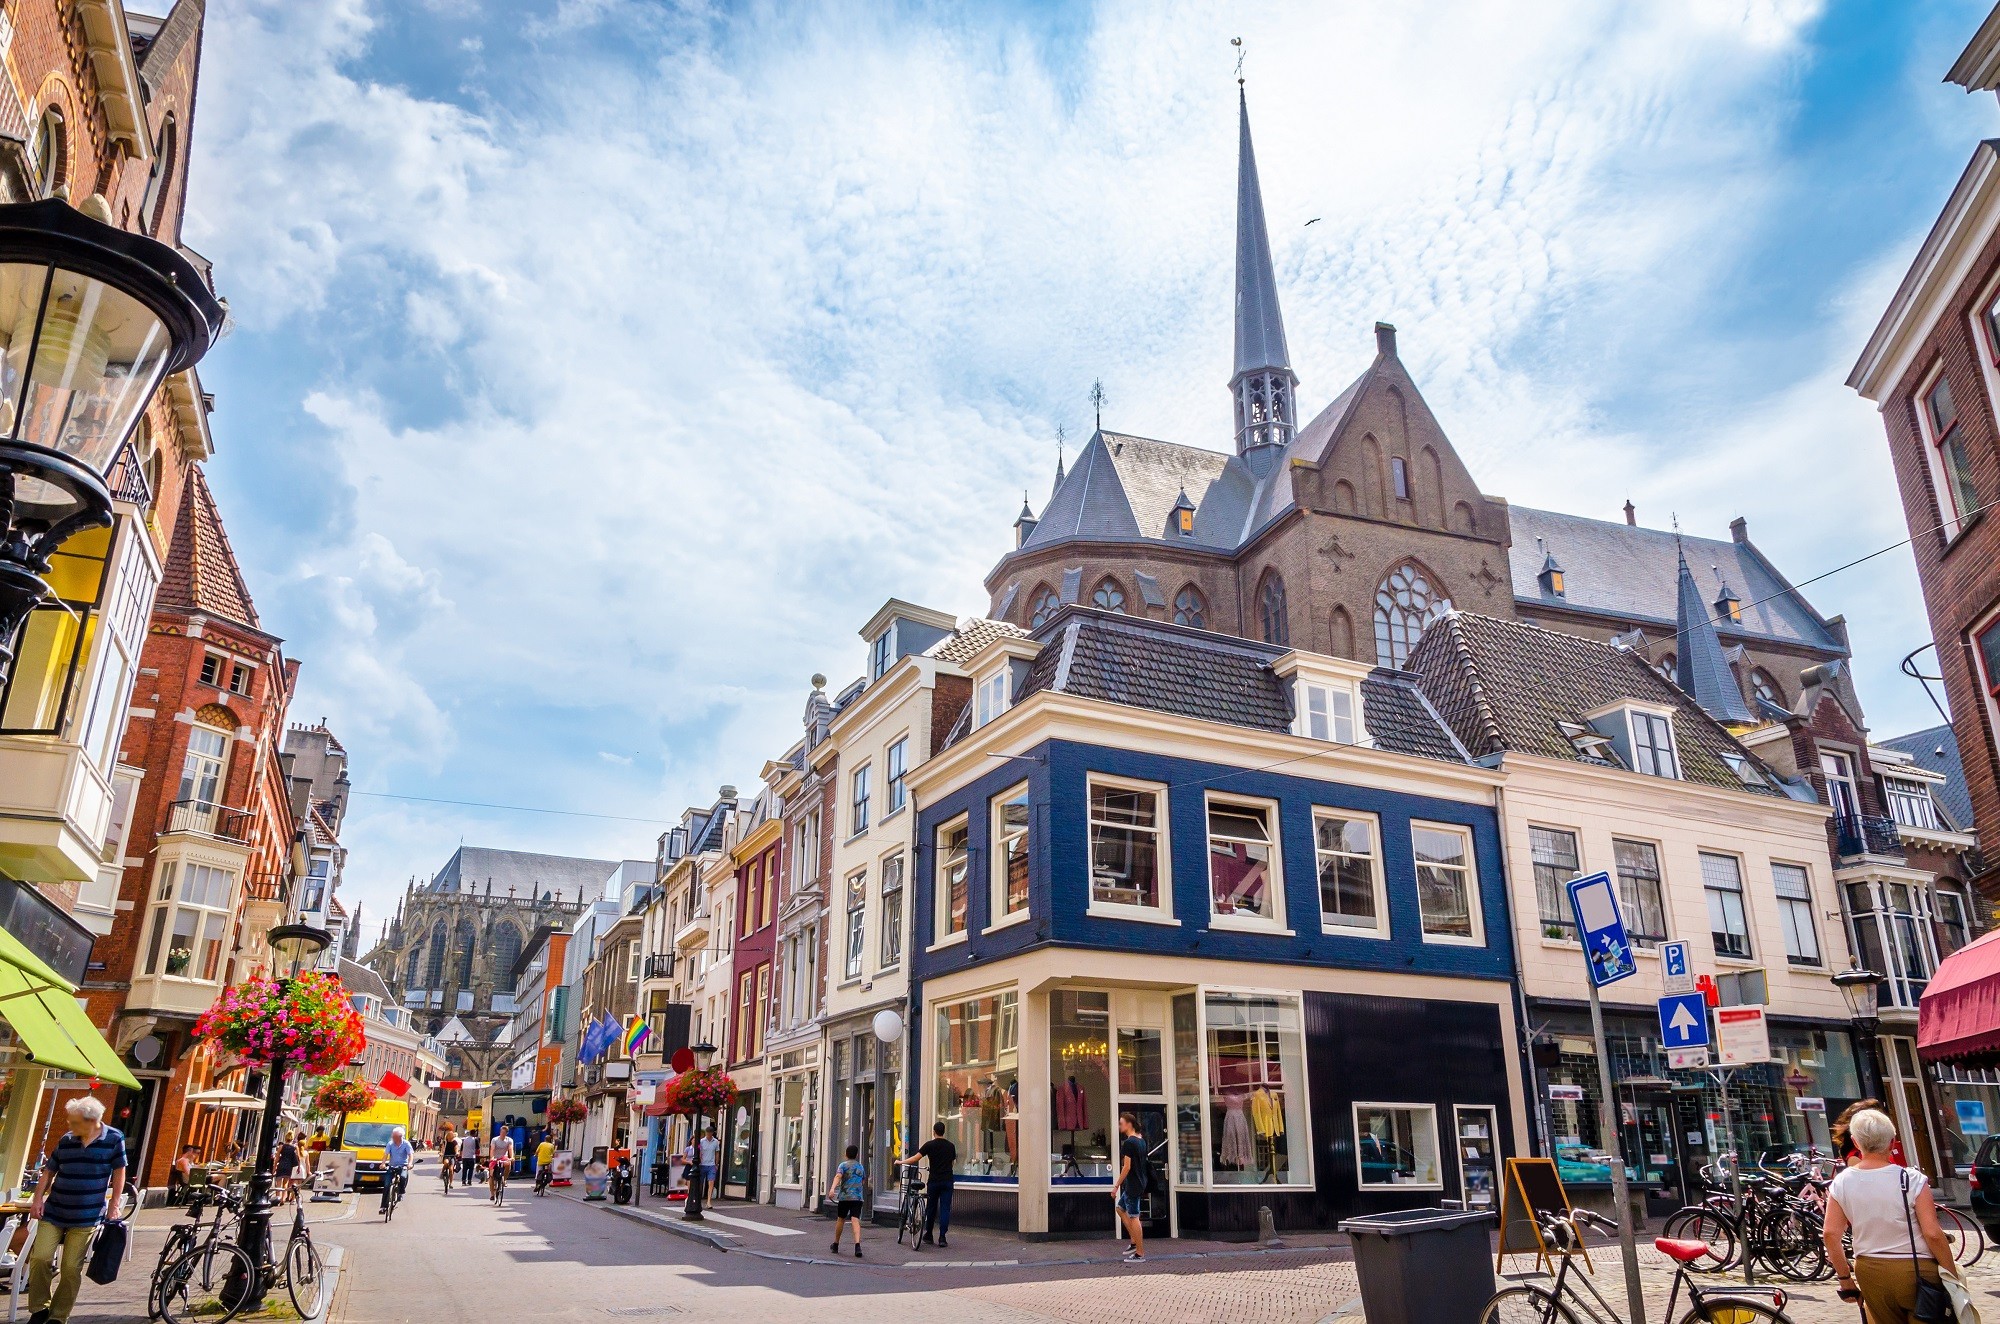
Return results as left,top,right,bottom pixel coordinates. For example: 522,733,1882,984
193,971,365,1076
546,1097,588,1126
312,1076,378,1116
659,1068,738,1116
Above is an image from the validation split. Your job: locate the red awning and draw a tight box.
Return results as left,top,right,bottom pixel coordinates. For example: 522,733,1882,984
1919,928,2000,1064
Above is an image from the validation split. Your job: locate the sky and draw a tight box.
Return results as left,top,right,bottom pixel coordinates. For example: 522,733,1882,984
179,0,1997,941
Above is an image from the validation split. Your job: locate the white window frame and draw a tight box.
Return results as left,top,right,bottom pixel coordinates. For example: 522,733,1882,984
1628,709,1679,780
1084,774,1176,925
141,858,239,983
1352,1101,1443,1191
878,850,905,971
1920,355,1981,542
1293,679,1360,745
850,762,872,837
1883,777,1943,830
1203,793,1288,934
1411,820,1483,947
1770,859,1821,968
885,736,910,815
974,669,1010,728
989,781,1032,931
843,868,867,980
1312,807,1388,939
932,815,970,947
1701,849,1754,962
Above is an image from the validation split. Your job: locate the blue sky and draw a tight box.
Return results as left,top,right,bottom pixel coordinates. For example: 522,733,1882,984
183,0,1994,939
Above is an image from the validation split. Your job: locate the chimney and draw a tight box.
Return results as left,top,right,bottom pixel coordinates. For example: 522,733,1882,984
1729,516,1748,544
1623,499,1636,527
1375,322,1398,357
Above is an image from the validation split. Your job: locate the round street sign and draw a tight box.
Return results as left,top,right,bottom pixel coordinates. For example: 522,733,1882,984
671,1047,695,1073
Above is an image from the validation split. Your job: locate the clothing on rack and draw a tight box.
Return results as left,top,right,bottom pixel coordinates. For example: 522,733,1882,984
1218,1094,1255,1169
981,1084,1006,1133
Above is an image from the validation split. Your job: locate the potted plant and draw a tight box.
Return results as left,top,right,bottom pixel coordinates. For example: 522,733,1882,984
546,1096,588,1148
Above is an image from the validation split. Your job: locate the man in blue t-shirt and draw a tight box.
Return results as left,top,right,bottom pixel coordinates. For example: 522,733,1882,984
27,1096,126,1324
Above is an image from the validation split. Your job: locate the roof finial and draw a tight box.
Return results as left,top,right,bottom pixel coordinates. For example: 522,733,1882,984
1090,379,1106,432
1232,36,1245,87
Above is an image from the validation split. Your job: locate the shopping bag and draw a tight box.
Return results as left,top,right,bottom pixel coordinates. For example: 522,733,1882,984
1943,1266,1982,1324
85,1219,127,1284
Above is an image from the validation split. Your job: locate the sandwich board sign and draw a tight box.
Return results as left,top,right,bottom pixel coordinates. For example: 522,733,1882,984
1715,1006,1772,1065
1660,940,1694,995
1566,872,1636,986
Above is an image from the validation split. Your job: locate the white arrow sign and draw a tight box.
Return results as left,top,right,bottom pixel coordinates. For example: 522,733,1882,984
1669,1003,1700,1037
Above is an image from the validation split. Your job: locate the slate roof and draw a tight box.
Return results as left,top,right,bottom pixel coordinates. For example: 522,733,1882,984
1007,607,1469,764
1233,89,1291,379
427,846,618,901
1878,723,1975,833
1673,551,1755,725
339,957,392,1003
158,465,260,629
1405,611,1781,796
1510,507,1843,654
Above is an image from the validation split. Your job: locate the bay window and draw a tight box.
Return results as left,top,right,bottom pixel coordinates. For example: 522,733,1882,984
142,860,236,980
1354,1103,1441,1189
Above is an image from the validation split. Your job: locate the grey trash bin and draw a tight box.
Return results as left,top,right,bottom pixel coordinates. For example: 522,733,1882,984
1338,1207,1497,1324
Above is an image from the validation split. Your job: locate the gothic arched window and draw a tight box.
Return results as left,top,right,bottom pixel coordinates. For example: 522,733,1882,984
1029,586,1060,628
1092,578,1126,613
491,922,523,992
1373,563,1446,668
1750,668,1783,709
1173,585,1207,629
1258,572,1289,646
453,918,475,986
423,921,446,988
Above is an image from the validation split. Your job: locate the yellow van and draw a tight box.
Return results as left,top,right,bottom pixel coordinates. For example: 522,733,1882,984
339,1097,413,1190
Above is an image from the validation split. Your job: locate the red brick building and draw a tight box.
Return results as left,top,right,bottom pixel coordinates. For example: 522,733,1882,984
84,466,299,1185
1849,11,2000,907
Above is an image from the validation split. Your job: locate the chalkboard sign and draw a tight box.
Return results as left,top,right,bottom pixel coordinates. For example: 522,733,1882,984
1496,1157,1589,1275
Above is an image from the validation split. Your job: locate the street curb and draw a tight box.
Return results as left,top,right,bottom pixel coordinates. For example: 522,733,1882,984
310,1243,344,1322
550,1188,737,1253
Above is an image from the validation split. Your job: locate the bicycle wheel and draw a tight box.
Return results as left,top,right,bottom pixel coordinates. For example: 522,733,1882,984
1679,1299,1788,1324
1479,1285,1580,1324
149,1227,198,1320
1661,1206,1739,1270
285,1235,323,1317
1939,1203,1986,1268
156,1241,257,1324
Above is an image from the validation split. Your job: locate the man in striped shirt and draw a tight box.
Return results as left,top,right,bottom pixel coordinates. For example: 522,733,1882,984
25,1096,126,1324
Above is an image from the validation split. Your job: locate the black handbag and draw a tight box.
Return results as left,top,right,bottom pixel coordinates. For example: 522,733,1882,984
85,1219,127,1285
1903,1168,1957,1323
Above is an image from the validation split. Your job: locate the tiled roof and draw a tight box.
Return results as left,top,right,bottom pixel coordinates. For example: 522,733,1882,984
1878,723,1975,833
1406,611,1780,796
1009,608,1468,764
927,617,1028,666
1510,507,1843,654
157,465,259,628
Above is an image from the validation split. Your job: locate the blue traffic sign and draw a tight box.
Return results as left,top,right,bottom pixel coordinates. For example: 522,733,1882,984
1567,871,1636,986
1658,992,1709,1048
1662,941,1690,983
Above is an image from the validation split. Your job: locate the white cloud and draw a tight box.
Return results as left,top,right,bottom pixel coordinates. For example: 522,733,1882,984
191,0,1962,923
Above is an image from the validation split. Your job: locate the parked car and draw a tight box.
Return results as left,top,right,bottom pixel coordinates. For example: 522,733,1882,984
1970,1134,2000,1239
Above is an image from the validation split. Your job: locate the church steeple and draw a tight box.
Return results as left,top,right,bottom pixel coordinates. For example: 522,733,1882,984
1231,86,1298,454
1674,544,1755,726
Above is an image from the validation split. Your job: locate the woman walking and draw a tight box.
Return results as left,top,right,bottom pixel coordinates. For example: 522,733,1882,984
1822,1108,1961,1323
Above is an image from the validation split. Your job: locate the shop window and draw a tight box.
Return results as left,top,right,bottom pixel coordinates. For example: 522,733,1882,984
1413,822,1480,944
1530,826,1581,940
991,782,1031,925
1771,863,1821,967
1206,796,1282,927
1205,993,1308,1186
934,991,1018,1181
1173,995,1203,1186
142,861,236,980
843,869,866,980
878,852,904,969
886,737,909,813
1354,1103,1441,1190
1613,839,1667,949
1702,852,1752,959
1087,778,1169,917
1314,810,1385,935
934,818,969,943
1050,990,1112,1180
778,1075,806,1185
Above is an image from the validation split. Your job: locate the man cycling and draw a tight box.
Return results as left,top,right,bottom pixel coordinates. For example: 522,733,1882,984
487,1127,515,1205
380,1127,413,1214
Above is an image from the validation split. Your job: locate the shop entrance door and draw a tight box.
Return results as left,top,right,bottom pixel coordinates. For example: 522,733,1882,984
1453,1106,1499,1211
1886,1035,1941,1180
1124,1102,1171,1240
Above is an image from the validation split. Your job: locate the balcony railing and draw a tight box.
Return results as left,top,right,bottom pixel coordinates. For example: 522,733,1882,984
166,799,252,844
643,952,675,980
1833,813,1903,861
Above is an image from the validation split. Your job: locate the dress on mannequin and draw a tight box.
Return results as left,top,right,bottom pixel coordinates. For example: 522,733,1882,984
1219,1094,1255,1169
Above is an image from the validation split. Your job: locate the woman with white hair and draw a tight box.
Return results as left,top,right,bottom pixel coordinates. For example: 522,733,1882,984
24,1095,127,1324
1823,1107,1960,1323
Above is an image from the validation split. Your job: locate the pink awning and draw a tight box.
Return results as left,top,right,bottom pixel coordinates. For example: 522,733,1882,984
1919,928,2000,1064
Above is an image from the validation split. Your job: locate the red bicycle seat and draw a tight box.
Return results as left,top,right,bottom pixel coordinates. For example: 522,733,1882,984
1655,1238,1711,1263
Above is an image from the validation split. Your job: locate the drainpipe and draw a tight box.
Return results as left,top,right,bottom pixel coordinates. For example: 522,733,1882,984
1491,776,1552,1159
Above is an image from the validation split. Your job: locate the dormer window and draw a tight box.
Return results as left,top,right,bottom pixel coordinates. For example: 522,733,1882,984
870,630,892,680
1178,507,1194,535
1538,552,1564,598
1713,583,1742,624
1718,752,1765,787
1295,680,1358,744
1630,711,1678,779
1556,720,1621,765
1170,486,1197,537
974,669,1009,728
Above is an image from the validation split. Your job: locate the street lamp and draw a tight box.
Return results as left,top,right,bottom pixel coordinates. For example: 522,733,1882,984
232,922,331,1307
683,1041,719,1221
1833,961,1888,1099
0,199,223,683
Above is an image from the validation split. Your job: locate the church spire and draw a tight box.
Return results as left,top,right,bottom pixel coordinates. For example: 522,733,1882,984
1674,544,1755,726
1231,85,1298,454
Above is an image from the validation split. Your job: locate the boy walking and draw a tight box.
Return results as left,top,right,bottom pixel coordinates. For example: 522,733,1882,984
1114,1112,1147,1263
831,1144,867,1257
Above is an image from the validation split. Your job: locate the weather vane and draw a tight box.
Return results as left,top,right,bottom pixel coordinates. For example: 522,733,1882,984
1232,36,1244,86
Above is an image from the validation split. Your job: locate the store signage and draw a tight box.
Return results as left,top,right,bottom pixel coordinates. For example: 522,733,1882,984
1784,1072,1812,1092
1549,1084,1586,1102
1566,871,1636,986
1657,993,1709,1049
1798,1098,1826,1114
1958,1100,1989,1137
1667,1047,1710,1071
1660,941,1694,995
0,877,93,985
1715,1006,1772,1065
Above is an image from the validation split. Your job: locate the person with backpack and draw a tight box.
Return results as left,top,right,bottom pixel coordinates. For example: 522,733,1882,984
1113,1112,1148,1264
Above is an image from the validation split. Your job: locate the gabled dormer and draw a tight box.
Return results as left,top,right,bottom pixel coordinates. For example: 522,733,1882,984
1581,699,1681,780
1271,650,1373,747
960,631,1044,731
859,598,957,682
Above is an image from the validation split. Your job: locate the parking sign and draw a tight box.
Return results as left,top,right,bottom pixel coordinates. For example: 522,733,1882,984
1660,940,1693,994
1566,871,1636,986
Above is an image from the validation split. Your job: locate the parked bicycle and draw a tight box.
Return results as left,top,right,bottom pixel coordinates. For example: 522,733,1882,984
1480,1208,1794,1323
893,1160,929,1246
281,1200,324,1318
151,1186,258,1324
